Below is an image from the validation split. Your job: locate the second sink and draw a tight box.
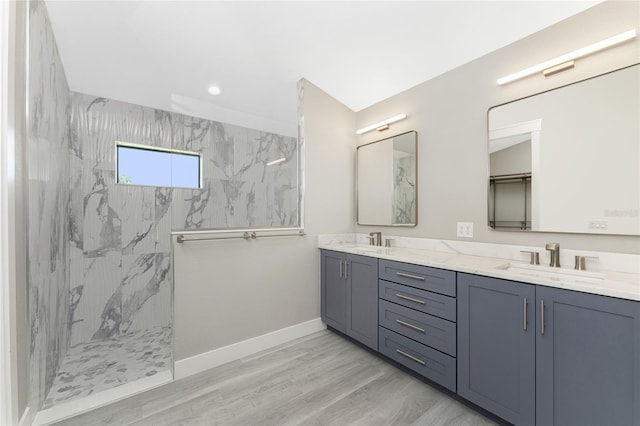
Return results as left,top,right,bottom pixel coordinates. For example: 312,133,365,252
497,263,605,284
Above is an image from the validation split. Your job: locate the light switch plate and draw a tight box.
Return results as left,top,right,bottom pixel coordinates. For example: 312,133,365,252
457,222,474,238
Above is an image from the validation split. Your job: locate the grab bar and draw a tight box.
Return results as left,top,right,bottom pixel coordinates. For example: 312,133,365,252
174,228,306,243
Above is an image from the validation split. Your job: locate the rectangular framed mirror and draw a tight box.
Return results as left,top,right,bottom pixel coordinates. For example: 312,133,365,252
357,131,417,226
488,64,639,235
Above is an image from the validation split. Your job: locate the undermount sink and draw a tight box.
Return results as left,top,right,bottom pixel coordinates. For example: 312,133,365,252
354,246,384,253
496,262,606,284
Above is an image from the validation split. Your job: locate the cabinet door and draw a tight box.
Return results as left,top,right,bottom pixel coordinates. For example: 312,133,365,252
457,273,535,426
536,286,640,426
346,254,378,350
321,250,346,332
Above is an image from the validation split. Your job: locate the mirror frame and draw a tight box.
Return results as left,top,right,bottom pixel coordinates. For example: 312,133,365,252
356,130,418,227
486,63,640,235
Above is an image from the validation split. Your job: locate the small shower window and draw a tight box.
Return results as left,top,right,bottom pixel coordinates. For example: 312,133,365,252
116,142,201,189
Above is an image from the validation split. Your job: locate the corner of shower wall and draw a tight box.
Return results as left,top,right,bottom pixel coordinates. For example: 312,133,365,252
26,0,72,410
27,0,301,415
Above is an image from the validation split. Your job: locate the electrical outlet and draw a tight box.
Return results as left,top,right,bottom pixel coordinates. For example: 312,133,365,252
457,222,474,238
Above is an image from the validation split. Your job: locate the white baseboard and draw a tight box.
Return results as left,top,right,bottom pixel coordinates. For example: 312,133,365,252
19,405,34,426
31,370,172,426
174,317,326,380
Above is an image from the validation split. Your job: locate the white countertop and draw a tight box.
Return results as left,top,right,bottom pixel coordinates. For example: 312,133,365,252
319,242,640,302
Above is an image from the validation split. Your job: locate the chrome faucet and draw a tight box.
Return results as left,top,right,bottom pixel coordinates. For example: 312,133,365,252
545,243,561,267
369,232,382,247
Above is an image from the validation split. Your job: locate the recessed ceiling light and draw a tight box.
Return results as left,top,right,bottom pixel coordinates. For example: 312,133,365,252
208,85,222,96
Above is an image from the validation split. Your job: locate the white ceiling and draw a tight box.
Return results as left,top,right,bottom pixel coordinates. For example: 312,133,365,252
44,1,601,137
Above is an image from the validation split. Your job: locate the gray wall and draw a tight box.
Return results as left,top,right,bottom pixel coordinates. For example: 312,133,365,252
490,141,531,176
174,79,355,360
26,0,72,409
355,1,640,254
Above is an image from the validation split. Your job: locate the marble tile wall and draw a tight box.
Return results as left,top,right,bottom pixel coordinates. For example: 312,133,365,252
27,0,72,409
394,155,415,224
171,114,300,230
68,94,177,346
68,93,300,346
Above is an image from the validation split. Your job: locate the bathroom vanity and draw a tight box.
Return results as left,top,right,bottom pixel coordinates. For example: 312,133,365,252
319,242,640,426
320,251,378,350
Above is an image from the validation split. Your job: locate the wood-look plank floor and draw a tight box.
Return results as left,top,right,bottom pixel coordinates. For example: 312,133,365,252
52,330,496,426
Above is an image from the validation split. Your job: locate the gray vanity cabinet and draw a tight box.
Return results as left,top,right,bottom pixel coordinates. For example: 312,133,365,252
320,250,378,350
457,273,536,426
459,273,640,426
536,285,640,426
321,250,347,332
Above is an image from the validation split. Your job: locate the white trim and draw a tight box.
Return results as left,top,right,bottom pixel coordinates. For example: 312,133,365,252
32,370,173,426
18,406,33,426
1,1,19,425
174,318,326,380
489,119,542,141
529,130,541,232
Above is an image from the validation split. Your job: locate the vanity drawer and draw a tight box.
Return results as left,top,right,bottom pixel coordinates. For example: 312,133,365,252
379,280,456,322
379,299,456,356
379,259,456,297
379,326,456,392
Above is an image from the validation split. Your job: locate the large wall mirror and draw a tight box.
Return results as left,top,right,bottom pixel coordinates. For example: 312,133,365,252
488,64,639,235
357,131,417,226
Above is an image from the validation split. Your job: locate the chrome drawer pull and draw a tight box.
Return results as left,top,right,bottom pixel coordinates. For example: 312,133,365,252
396,319,426,333
396,294,426,305
523,298,527,331
540,300,545,335
396,349,426,366
396,272,425,281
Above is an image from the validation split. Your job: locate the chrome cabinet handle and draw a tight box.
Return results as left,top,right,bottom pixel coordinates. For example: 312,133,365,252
523,298,528,331
339,260,344,278
396,294,426,305
540,300,545,335
396,272,425,281
344,261,349,279
396,319,426,333
396,349,426,366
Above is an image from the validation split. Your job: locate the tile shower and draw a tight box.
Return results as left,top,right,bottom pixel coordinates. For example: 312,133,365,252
27,0,299,413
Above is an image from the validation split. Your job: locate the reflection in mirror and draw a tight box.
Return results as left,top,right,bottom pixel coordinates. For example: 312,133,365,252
489,120,538,230
357,131,417,226
488,64,639,235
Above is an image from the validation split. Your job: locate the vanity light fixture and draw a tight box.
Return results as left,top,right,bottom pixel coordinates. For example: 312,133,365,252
497,29,637,85
266,157,286,166
207,84,222,96
542,60,575,78
355,114,407,135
